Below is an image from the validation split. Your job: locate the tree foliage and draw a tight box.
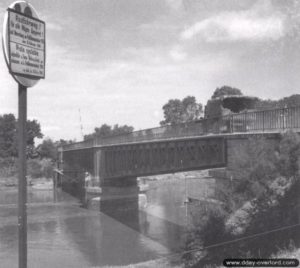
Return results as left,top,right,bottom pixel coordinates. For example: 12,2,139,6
0,113,43,158
0,114,16,158
27,158,54,179
84,124,134,140
255,94,300,110
160,96,203,126
37,138,57,160
27,119,43,145
211,85,243,99
37,138,74,160
184,132,300,267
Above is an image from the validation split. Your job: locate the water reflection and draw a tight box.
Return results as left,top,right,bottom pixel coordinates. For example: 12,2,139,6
0,177,213,267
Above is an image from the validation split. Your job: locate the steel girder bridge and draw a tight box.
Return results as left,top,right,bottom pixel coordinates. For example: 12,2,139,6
58,105,300,210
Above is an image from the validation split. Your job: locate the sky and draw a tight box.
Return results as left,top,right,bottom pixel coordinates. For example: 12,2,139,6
0,0,300,142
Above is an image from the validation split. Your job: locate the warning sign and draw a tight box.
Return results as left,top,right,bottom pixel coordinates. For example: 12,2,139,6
8,8,45,79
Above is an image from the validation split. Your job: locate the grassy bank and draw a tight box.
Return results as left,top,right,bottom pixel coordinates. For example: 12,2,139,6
0,157,54,188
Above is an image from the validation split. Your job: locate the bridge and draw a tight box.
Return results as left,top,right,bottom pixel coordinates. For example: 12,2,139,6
58,105,300,211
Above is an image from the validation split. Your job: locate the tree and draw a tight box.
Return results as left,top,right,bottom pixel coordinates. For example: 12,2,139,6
211,85,243,99
84,124,134,140
184,132,300,267
94,124,112,138
27,119,43,146
279,94,300,107
160,96,203,126
111,124,134,136
37,138,57,160
0,114,17,158
55,139,74,147
26,119,43,158
255,94,300,110
0,113,43,158
36,138,74,161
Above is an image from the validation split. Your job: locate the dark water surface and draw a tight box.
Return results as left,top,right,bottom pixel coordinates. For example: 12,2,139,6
0,177,214,268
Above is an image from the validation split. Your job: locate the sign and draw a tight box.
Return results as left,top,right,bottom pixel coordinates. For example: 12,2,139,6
8,9,45,78
1,3,46,267
2,1,46,87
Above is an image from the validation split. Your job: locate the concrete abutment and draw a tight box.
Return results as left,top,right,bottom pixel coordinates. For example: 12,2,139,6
98,177,139,223
209,133,281,180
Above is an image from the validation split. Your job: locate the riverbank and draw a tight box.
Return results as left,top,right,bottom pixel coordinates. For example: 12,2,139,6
0,176,17,188
140,170,210,181
0,177,53,190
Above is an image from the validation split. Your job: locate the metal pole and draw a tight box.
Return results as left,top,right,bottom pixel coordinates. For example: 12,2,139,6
18,83,27,268
262,111,265,132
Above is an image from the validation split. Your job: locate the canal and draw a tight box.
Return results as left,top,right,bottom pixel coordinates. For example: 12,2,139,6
0,174,215,267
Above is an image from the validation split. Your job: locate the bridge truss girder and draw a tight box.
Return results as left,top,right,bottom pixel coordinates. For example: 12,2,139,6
100,137,226,179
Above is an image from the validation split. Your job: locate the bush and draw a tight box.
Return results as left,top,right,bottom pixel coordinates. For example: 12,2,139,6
277,131,300,177
27,158,54,179
0,157,17,178
184,132,300,267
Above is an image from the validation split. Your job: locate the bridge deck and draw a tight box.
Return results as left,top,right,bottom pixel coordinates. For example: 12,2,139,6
62,105,300,151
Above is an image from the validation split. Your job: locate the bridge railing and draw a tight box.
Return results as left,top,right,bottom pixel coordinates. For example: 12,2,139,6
229,106,300,132
62,105,300,151
62,137,95,151
93,121,207,146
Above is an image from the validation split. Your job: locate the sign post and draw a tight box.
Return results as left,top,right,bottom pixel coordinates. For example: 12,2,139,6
18,82,27,268
2,2,45,267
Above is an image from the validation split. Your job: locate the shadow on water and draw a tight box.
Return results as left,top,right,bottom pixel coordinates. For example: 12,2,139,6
62,211,160,266
18,176,211,266
65,193,187,266
99,197,186,252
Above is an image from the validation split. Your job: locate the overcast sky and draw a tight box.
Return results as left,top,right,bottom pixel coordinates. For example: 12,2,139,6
0,0,300,141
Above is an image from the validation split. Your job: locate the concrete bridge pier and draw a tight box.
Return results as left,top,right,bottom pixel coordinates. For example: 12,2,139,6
99,177,140,229
93,149,139,216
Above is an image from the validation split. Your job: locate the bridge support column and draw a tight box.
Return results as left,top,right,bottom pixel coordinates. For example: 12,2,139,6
99,177,139,228
92,149,104,187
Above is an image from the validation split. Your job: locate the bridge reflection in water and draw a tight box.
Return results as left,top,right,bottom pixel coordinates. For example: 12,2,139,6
79,176,211,261
1,177,214,267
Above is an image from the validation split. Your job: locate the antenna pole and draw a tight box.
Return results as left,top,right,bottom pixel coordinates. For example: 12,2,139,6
78,108,84,139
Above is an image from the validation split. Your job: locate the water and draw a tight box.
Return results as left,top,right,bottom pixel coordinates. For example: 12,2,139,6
0,177,214,268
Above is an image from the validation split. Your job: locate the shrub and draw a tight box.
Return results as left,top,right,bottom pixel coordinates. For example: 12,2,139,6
277,131,300,177
184,132,300,267
0,157,17,178
27,158,54,179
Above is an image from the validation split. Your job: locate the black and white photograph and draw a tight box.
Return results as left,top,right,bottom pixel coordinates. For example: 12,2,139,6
0,0,299,267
